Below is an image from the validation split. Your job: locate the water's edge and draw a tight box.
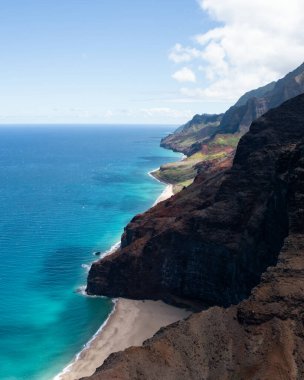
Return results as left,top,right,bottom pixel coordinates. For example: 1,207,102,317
54,170,173,379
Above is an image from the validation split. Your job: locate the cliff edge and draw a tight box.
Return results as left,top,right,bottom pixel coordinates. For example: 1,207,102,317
87,95,304,308
84,95,304,379
155,63,304,194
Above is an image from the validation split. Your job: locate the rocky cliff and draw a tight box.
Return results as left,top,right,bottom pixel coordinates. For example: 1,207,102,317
160,113,223,156
161,62,304,157
155,63,304,195
84,94,304,380
217,62,304,136
87,94,304,308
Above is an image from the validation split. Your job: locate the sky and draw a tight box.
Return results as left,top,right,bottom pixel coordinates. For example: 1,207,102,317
0,0,304,125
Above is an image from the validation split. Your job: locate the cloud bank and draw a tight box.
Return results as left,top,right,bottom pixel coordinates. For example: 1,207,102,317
170,0,304,103
172,67,196,83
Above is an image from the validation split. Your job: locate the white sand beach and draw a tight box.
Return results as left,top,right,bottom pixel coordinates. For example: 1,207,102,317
153,183,174,205
55,172,183,380
56,299,190,380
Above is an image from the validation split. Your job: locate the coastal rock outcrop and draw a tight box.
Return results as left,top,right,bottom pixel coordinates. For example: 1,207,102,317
216,62,304,136
161,62,304,157
160,113,223,156
87,94,304,308
84,95,304,379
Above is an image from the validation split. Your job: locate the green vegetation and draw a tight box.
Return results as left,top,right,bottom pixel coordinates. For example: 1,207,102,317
155,132,242,194
172,179,194,194
161,114,223,155
152,159,198,185
152,149,231,193
209,133,242,148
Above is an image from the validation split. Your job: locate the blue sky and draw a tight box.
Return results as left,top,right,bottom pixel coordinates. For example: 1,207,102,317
1,0,304,124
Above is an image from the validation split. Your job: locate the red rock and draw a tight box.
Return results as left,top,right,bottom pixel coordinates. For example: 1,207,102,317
84,94,304,380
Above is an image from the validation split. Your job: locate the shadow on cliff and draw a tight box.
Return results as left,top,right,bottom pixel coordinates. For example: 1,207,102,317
86,95,304,313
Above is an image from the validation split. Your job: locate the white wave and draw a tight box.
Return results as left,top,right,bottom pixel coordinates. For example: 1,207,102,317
54,152,184,379
148,153,185,184
91,241,121,259
53,299,117,380
102,241,121,258
75,285,87,296
75,285,101,298
81,263,91,273
77,241,121,299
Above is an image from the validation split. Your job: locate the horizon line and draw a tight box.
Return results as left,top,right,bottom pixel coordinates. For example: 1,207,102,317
0,122,179,126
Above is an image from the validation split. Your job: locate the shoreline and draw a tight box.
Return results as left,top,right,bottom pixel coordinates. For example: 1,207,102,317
153,183,173,205
55,169,179,380
148,152,186,197
148,168,174,204
55,299,190,380
53,300,118,380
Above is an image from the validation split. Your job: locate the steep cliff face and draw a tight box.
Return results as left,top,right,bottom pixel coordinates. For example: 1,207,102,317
84,95,304,380
218,63,304,136
233,81,276,107
160,113,223,156
87,95,304,310
87,157,231,307
84,234,304,380
161,62,304,157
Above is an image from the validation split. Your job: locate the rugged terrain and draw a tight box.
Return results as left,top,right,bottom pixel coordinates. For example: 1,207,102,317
155,63,304,190
160,113,223,156
84,94,304,379
87,95,304,307
162,62,304,155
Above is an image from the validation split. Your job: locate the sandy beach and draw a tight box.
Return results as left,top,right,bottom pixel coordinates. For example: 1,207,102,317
149,153,186,202
55,180,185,380
56,299,190,380
153,183,173,205
149,165,175,205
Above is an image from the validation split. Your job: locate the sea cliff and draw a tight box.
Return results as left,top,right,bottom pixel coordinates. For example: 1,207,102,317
154,63,304,193
85,94,304,379
87,94,304,308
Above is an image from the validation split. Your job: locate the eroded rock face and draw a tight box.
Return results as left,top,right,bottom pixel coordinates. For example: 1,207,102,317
87,95,304,310
87,159,230,307
162,63,304,161
83,235,304,379
160,113,223,156
203,63,304,146
84,95,304,380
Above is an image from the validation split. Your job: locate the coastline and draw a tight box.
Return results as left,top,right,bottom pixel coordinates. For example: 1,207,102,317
55,169,179,380
55,299,190,380
148,152,186,196
148,168,173,204
153,183,173,205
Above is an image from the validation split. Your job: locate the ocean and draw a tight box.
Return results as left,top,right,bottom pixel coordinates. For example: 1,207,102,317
0,125,180,380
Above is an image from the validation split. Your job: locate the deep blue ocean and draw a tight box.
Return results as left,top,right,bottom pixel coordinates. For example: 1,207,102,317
0,125,180,380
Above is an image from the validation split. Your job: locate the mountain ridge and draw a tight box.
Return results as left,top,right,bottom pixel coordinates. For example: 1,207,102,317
154,62,304,194
87,94,304,307
161,62,304,156
84,93,304,380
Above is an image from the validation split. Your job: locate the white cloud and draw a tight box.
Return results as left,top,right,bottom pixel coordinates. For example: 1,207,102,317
169,43,203,63
172,67,196,83
170,0,304,103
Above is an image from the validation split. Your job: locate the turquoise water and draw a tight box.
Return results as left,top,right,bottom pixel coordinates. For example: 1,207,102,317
0,125,180,380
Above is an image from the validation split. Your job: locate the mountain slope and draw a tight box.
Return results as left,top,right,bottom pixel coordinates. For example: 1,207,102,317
87,94,304,307
84,93,304,380
155,63,304,192
85,237,304,380
233,81,276,107
160,113,223,156
217,62,304,136
161,63,304,155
